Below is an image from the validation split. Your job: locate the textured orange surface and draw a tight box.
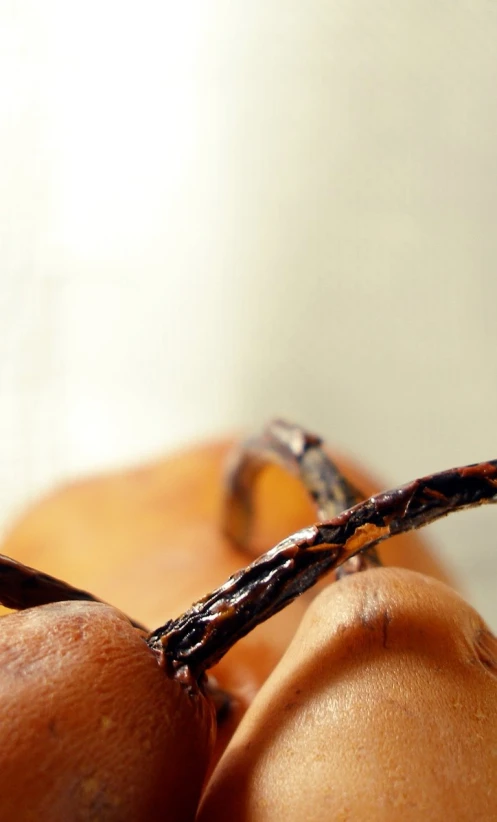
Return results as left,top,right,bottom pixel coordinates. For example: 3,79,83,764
0,601,214,822
199,567,497,821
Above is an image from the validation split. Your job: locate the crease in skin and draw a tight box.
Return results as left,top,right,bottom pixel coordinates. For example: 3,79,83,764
474,629,497,676
256,568,497,718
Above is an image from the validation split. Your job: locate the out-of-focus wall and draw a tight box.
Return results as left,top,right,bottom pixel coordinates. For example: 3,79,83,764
2,2,497,623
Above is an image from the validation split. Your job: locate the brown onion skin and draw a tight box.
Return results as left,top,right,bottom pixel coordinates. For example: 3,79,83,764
198,567,497,822
0,601,214,822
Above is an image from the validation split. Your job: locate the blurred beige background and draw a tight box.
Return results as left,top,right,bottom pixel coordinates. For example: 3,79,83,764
1,2,497,624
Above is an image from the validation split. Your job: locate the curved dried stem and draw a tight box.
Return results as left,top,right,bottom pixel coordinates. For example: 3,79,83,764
223,419,360,545
150,459,497,679
222,419,380,573
0,554,147,631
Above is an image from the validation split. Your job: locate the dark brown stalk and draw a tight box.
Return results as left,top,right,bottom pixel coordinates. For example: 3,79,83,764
150,459,497,679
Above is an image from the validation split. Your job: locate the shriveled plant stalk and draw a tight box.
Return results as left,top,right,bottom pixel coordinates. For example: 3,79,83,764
151,458,497,679
222,418,381,574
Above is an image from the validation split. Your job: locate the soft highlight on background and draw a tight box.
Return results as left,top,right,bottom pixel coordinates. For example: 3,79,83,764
2,1,497,624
